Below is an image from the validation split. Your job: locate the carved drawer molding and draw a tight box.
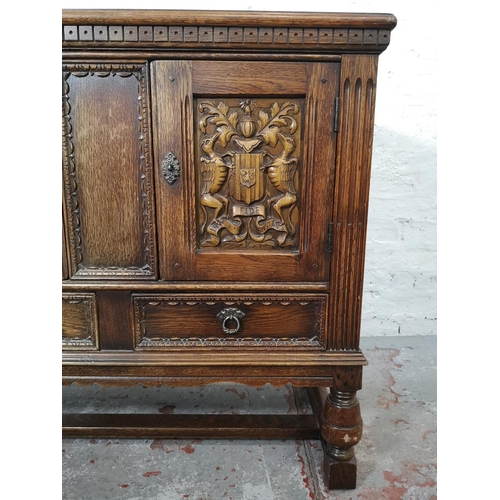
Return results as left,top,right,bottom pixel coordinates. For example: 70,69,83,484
132,294,327,350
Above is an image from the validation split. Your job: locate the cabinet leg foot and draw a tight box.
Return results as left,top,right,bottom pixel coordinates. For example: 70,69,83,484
322,442,358,489
320,366,363,490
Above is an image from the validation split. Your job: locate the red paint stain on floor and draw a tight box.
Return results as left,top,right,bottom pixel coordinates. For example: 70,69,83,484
394,419,409,426
423,429,437,440
143,471,161,477
121,484,129,489
283,386,296,414
225,387,246,399
180,444,195,454
295,441,315,500
359,462,436,500
370,348,404,409
382,470,409,499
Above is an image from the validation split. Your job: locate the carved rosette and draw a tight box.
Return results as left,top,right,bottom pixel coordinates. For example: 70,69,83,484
196,98,302,249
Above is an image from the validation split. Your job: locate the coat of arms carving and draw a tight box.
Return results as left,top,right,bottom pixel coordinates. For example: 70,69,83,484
196,98,302,249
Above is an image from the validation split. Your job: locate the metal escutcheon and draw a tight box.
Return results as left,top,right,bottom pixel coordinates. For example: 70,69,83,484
216,308,245,335
161,152,180,185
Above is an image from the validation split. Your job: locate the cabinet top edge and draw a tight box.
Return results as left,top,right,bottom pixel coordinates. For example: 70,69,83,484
62,9,397,30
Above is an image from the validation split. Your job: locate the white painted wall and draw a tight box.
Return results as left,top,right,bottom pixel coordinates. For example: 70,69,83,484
242,0,438,337
63,0,438,337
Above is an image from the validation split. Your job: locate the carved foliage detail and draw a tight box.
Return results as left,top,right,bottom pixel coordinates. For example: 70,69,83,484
196,99,302,249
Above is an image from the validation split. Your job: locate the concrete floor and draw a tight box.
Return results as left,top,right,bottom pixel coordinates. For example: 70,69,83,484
62,335,437,499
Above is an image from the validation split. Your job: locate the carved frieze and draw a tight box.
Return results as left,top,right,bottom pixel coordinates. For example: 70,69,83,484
196,98,303,249
62,25,392,52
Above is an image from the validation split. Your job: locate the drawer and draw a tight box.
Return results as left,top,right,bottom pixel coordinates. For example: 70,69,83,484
62,293,99,350
132,294,327,349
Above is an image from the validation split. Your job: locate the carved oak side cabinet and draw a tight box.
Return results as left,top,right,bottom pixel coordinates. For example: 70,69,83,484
62,9,396,489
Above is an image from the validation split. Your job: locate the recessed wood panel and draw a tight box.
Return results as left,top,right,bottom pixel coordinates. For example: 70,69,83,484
62,63,156,279
192,61,307,94
62,293,99,350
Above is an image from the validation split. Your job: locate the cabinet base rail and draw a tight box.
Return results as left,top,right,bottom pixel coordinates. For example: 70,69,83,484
63,387,359,489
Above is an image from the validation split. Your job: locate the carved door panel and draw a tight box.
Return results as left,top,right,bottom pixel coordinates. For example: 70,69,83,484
152,60,339,281
62,63,157,280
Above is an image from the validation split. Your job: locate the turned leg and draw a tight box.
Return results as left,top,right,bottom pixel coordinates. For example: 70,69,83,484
320,366,363,489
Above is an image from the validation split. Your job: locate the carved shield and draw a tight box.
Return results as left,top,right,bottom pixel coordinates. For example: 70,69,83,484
240,168,256,188
233,153,264,204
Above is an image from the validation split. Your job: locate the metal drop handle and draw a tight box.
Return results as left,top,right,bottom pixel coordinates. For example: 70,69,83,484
216,308,245,335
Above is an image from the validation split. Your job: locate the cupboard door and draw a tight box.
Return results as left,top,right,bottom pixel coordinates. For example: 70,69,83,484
152,60,339,282
62,63,156,280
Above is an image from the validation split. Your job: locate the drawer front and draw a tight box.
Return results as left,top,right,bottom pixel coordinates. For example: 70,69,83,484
62,293,99,350
132,294,327,349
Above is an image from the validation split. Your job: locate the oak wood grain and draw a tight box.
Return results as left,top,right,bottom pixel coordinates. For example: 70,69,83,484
152,59,196,280
62,350,367,367
329,55,378,350
63,375,334,387
97,292,134,350
62,413,320,439
62,10,397,30
192,61,307,94
62,281,329,292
